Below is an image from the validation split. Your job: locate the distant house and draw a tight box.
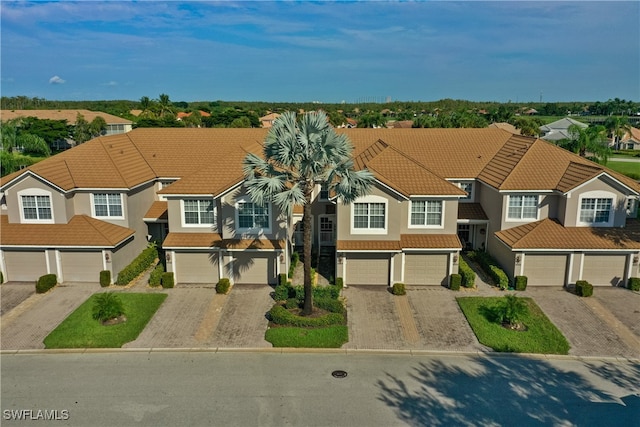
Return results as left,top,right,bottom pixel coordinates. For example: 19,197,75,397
620,127,640,150
387,120,414,129
539,117,588,142
489,122,521,135
176,111,211,121
260,113,281,128
1,109,133,136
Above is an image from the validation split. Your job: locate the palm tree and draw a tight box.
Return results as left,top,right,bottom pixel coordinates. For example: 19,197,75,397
566,124,611,164
604,116,632,150
243,111,374,315
139,96,156,118
157,93,174,118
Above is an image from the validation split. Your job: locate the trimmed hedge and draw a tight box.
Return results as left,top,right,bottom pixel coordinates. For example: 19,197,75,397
459,258,475,288
279,273,288,287
288,252,300,278
576,280,593,297
335,277,344,288
161,272,174,289
450,274,461,291
470,251,509,290
392,283,406,296
115,244,158,286
99,270,111,288
514,276,528,291
148,263,164,287
216,278,231,294
627,277,640,292
36,274,57,294
268,305,344,327
314,297,346,314
274,282,341,303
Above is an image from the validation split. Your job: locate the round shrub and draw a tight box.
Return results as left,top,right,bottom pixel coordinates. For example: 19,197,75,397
92,292,124,323
148,263,164,287
99,270,111,287
36,274,57,294
285,298,299,309
161,272,174,289
450,274,461,291
392,283,406,296
514,276,528,291
627,277,640,292
576,280,593,297
216,278,231,294
274,283,292,301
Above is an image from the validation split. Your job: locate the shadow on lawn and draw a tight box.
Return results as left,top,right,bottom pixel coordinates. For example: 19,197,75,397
377,356,639,426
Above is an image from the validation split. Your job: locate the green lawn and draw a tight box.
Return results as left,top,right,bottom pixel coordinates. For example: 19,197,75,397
265,325,348,348
44,293,167,348
457,296,570,354
605,160,640,180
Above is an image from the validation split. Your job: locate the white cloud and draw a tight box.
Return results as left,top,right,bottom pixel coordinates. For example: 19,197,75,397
49,75,65,84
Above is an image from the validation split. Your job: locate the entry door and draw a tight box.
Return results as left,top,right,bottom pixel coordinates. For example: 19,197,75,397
319,216,335,245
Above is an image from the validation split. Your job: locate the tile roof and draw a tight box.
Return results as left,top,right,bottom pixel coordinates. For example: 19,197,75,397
1,109,132,124
400,234,462,249
495,218,640,250
163,232,285,250
143,201,168,221
0,215,134,247
337,240,402,251
457,203,489,221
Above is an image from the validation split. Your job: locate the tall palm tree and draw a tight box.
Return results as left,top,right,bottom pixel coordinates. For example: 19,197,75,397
567,124,611,164
157,93,174,118
243,111,374,315
604,116,632,150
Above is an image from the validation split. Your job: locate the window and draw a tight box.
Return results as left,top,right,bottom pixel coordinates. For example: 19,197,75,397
319,183,329,200
459,182,473,200
580,198,612,224
410,200,442,226
93,193,123,218
507,195,538,220
237,201,270,230
354,202,385,229
21,195,52,220
183,199,215,225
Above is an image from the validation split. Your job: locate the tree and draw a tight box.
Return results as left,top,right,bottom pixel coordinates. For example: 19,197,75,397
604,116,632,150
511,117,543,137
139,96,156,118
157,93,174,118
89,116,107,137
243,111,374,315
0,118,51,175
72,113,92,144
564,124,611,164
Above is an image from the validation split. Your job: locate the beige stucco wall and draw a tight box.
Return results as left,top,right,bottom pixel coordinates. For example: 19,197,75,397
563,176,629,227
4,175,68,224
219,187,287,241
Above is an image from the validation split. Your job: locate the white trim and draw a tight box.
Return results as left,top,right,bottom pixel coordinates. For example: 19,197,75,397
0,170,66,193
17,188,54,224
55,250,63,280
45,249,51,274
91,192,125,220
407,199,445,229
499,189,554,194
0,250,5,283
373,179,410,201
505,194,540,222
508,248,637,253
350,195,388,235
215,180,244,199
564,172,639,196
338,249,402,253
402,247,461,252
180,198,216,228
576,190,616,227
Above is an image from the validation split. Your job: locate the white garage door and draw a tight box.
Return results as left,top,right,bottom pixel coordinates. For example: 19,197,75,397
346,254,389,286
3,250,47,282
175,252,219,284
404,253,448,285
523,254,567,286
61,251,103,282
233,253,277,285
583,254,627,286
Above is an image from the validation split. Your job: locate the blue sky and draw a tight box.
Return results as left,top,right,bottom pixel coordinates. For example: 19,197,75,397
1,1,639,103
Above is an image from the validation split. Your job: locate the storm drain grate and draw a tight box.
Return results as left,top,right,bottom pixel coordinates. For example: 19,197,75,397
331,370,348,378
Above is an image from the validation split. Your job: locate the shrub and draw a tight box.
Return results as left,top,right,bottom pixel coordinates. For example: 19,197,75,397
459,258,475,288
470,251,509,289
99,270,111,288
313,285,341,300
495,294,529,326
115,244,158,286
627,277,640,292
216,278,231,294
279,273,288,287
285,298,299,309
92,292,124,323
335,277,344,288
288,251,300,278
314,297,345,314
0,271,4,283
450,274,461,291
268,305,344,327
161,272,174,289
274,282,292,301
575,280,593,297
392,283,406,296
35,274,57,294
148,263,164,287
514,276,528,291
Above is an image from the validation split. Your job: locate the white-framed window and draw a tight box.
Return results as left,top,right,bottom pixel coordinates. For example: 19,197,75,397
351,195,387,234
236,197,271,232
18,188,54,223
626,197,638,217
507,195,539,220
577,191,616,227
182,199,215,226
459,182,473,201
319,183,330,201
92,193,124,218
158,179,177,201
409,200,443,227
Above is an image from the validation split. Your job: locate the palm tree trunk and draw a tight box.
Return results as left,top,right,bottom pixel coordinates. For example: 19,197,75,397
301,184,314,316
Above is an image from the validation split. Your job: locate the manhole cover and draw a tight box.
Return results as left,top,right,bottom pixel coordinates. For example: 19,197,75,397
331,370,348,378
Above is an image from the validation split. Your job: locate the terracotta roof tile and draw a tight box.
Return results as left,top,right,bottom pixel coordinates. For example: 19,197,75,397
163,232,284,250
337,240,402,251
144,201,168,221
556,162,603,193
458,203,489,221
400,234,462,249
0,215,134,247
495,218,640,250
1,109,132,124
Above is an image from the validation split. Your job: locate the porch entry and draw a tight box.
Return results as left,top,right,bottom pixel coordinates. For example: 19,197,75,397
319,215,335,245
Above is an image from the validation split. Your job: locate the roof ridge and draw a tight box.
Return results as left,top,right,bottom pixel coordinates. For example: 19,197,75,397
81,215,114,244
478,134,536,189
354,139,389,169
63,159,77,188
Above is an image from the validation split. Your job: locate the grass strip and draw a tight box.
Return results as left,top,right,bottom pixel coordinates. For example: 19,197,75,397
265,325,348,348
44,293,167,348
457,296,570,354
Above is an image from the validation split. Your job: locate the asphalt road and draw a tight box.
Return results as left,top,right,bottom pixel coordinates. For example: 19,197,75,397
1,351,638,427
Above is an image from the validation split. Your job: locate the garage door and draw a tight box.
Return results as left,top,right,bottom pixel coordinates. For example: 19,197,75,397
583,254,627,286
404,253,448,285
61,251,103,282
523,254,567,286
3,250,47,282
175,252,219,284
346,254,389,286
233,253,277,285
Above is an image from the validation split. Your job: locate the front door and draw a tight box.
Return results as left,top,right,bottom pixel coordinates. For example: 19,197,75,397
319,215,335,245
